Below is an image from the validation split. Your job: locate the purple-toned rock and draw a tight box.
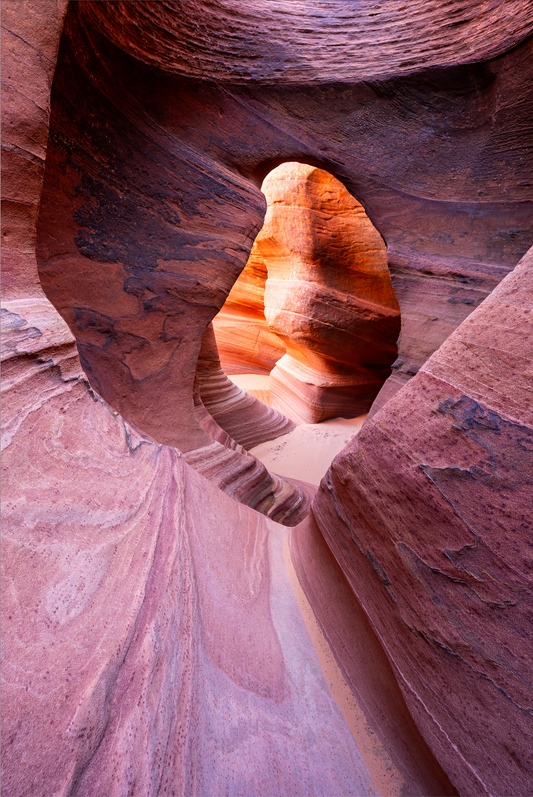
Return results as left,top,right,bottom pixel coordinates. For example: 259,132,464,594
297,247,533,796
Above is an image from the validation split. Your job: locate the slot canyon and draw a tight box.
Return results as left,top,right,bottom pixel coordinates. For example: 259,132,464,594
1,2,532,796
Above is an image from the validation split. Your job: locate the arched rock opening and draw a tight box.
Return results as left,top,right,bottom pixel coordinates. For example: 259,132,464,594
214,162,401,424
13,2,531,795
34,5,315,527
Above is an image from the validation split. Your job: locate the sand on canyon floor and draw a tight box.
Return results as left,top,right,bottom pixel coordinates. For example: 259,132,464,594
228,375,406,795
229,374,366,486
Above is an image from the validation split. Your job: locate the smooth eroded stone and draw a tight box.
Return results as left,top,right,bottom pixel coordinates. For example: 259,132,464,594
3,0,533,793
213,248,286,375
260,163,401,422
1,357,371,796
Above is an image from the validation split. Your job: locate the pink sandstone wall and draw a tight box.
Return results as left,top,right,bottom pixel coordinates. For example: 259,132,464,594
2,1,532,794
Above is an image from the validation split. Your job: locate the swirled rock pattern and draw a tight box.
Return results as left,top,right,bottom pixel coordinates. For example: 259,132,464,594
213,161,401,423
0,6,370,795
1,366,371,796
2,0,533,795
37,2,533,438
259,163,400,423
197,323,294,449
191,324,311,524
213,249,286,375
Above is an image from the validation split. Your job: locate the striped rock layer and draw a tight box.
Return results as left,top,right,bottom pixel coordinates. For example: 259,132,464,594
2,1,533,795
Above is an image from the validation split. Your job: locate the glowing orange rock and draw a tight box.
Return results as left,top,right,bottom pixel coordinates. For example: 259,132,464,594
213,249,286,375
257,163,401,423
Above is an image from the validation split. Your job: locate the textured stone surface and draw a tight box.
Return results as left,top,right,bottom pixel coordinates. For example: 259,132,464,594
300,247,533,796
214,161,401,423
213,249,286,375
37,1,533,434
191,323,312,525
1,370,373,797
1,0,69,304
259,163,400,423
197,323,294,450
2,0,533,795
78,0,533,85
0,7,368,795
370,249,516,416
290,515,457,797
31,2,311,523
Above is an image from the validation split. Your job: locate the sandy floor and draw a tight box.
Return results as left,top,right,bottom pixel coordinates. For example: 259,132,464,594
229,375,403,795
228,373,272,406
250,416,366,486
283,536,404,796
229,374,366,487
229,373,271,392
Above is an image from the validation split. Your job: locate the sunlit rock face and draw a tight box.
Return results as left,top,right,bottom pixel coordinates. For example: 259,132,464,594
213,247,286,375
3,0,533,795
213,161,401,424
258,163,400,423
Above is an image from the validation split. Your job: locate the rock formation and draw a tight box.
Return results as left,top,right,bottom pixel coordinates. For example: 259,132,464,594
2,0,533,795
212,247,286,375
260,163,400,423
213,161,401,424
292,245,533,797
196,322,294,450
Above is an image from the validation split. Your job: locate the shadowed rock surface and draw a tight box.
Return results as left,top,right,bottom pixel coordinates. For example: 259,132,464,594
294,246,533,796
2,0,533,795
37,2,533,433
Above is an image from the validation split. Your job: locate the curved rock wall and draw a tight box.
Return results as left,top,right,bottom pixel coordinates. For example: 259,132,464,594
197,323,293,449
260,163,400,423
1,376,361,796
3,0,533,794
78,0,532,85
38,2,533,434
0,7,368,795
295,246,533,796
212,247,286,375
34,1,311,523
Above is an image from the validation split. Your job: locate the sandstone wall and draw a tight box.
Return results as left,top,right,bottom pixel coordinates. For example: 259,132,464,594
261,163,400,423
2,1,533,794
212,248,286,375
294,246,533,796
214,162,401,423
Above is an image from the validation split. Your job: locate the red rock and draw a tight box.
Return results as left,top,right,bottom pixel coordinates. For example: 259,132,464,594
290,513,457,796
0,9,366,792
2,0,533,794
255,163,400,422
191,323,312,524
37,1,533,442
196,323,294,450
299,246,533,796
213,248,286,375
1,371,370,795
1,0,69,304
79,0,532,85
